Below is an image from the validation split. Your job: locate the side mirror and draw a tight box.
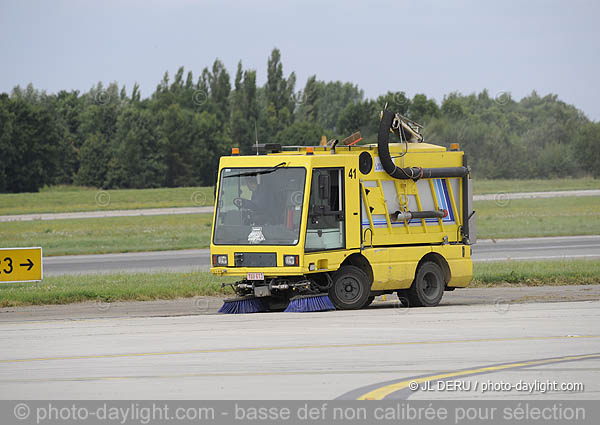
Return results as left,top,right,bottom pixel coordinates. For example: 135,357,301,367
318,173,330,200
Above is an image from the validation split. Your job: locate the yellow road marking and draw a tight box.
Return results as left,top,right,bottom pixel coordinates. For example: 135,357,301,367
1,335,598,364
357,353,600,400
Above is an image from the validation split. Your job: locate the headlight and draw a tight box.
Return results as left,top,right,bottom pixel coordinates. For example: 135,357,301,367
283,255,299,266
212,255,228,266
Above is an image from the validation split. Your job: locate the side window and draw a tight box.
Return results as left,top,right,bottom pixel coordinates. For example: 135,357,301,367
305,168,345,252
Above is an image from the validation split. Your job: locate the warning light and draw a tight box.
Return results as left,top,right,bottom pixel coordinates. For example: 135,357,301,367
449,143,460,151
231,147,240,155
306,147,314,155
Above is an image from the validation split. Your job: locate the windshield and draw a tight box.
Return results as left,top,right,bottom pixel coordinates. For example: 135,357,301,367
213,167,306,245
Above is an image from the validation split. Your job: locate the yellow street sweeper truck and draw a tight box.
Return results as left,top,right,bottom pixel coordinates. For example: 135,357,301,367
211,109,475,313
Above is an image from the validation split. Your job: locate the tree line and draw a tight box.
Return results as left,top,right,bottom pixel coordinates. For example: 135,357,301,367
1,48,599,193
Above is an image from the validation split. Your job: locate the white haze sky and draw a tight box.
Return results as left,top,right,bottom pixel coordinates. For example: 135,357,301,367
1,0,598,120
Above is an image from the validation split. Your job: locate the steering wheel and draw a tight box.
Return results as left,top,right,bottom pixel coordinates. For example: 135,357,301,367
233,198,255,225
233,197,245,209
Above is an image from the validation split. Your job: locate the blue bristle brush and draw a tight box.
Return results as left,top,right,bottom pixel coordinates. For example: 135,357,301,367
284,294,335,313
218,296,268,314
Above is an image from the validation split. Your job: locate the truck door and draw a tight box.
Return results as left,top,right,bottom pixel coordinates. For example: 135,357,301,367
305,168,345,252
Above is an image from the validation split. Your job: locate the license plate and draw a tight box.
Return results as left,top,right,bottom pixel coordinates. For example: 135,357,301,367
247,272,264,281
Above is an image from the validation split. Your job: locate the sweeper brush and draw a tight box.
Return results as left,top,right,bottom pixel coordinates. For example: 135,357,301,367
218,296,268,314
284,294,336,313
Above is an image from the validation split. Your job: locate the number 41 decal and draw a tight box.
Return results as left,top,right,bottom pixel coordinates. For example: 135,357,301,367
348,168,356,179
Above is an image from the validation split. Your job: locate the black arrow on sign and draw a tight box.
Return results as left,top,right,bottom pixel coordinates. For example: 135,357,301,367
20,259,34,271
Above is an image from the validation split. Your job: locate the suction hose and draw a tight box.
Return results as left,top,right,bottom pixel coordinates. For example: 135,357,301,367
377,110,469,180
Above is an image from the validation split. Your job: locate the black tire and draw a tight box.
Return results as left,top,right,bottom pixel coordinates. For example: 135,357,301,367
407,261,445,307
328,266,371,310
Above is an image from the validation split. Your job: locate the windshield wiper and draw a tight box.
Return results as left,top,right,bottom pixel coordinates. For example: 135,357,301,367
224,162,287,178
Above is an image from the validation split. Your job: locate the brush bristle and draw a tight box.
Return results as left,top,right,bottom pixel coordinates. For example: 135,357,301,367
284,294,336,312
219,297,268,314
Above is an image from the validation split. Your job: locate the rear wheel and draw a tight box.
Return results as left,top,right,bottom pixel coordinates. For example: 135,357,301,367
328,266,371,310
407,261,445,307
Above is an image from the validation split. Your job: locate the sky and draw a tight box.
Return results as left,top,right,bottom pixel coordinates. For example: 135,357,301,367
1,0,599,120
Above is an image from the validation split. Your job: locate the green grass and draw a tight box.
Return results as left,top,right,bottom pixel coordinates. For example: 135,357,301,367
0,260,597,308
0,214,214,256
0,185,214,215
475,196,600,239
0,271,234,308
1,178,597,216
474,177,600,195
472,259,600,287
1,197,598,256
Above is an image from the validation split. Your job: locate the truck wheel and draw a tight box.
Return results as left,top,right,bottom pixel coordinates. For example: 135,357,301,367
329,266,371,310
407,261,445,307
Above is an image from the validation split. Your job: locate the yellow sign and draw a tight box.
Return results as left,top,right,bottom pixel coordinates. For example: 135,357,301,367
0,247,43,283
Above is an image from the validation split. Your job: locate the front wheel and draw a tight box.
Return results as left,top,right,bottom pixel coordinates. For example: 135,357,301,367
407,261,445,307
328,266,371,310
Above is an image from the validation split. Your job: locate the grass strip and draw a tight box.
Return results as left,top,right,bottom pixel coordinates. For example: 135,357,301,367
0,272,235,308
1,260,598,308
0,214,214,256
472,259,600,287
474,177,600,195
475,196,600,239
0,185,214,215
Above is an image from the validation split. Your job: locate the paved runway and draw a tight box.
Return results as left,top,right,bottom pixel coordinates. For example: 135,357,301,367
1,296,599,399
43,235,600,275
0,207,214,222
44,249,211,275
473,235,600,262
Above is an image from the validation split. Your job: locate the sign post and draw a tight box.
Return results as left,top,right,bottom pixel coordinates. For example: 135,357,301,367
0,247,43,283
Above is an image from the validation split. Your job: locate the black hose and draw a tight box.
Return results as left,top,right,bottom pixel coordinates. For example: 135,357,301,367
377,109,469,180
409,210,446,219
391,210,447,221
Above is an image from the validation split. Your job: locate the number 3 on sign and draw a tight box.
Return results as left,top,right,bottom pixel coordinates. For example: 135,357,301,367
1,257,13,274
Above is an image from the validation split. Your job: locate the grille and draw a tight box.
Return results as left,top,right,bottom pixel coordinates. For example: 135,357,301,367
234,252,277,267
